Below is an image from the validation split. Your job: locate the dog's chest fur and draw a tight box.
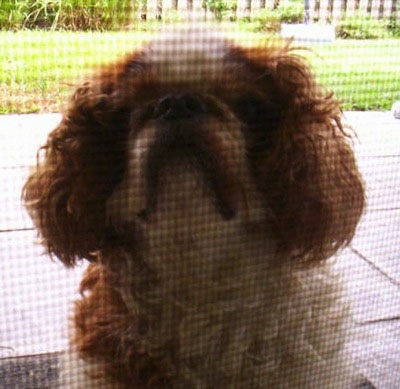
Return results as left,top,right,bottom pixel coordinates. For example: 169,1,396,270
105,152,352,388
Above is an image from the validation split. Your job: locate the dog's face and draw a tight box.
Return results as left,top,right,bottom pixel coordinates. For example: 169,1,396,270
107,32,280,228
23,28,364,267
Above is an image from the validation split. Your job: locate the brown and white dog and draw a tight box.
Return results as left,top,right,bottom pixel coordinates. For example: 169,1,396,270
23,27,365,388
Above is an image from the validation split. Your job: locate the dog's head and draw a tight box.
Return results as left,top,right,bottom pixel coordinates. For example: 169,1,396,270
23,28,364,267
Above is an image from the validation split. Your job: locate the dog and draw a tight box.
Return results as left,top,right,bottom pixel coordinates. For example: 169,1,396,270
23,27,365,388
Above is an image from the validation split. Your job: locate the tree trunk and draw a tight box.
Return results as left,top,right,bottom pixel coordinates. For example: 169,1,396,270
314,0,320,22
367,0,373,15
244,0,251,20
156,0,162,20
328,0,334,21
341,0,348,18
141,0,147,21
378,0,385,19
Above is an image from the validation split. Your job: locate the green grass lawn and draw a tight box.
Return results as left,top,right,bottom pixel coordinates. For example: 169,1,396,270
0,31,152,113
309,39,400,110
1,30,399,113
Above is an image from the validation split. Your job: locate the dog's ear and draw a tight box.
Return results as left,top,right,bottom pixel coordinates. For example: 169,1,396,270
22,65,135,266
244,45,365,264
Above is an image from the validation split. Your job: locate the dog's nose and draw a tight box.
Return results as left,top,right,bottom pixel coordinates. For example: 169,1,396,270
152,94,207,119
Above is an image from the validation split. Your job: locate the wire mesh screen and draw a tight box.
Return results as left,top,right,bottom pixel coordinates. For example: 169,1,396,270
1,2,400,388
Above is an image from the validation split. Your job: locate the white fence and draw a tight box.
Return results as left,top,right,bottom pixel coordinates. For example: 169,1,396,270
141,0,399,22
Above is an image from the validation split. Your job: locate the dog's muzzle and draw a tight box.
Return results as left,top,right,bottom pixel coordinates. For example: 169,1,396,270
137,93,246,222
152,93,208,120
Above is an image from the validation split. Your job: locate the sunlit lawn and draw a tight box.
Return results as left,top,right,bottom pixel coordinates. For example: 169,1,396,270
310,39,400,110
0,31,151,113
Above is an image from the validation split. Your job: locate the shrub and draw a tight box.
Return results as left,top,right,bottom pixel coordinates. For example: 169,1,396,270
56,1,135,31
0,0,136,31
252,9,281,33
337,14,389,39
276,1,304,24
388,16,400,37
253,1,304,33
0,0,26,30
204,0,237,21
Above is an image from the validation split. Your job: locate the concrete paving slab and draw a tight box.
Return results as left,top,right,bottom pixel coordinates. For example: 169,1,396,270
337,249,400,323
0,230,86,358
357,156,400,212
344,111,399,158
0,167,32,231
0,114,61,168
350,321,400,388
352,210,400,284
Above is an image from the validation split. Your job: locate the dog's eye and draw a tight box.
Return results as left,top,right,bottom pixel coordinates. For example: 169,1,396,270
233,94,281,131
233,95,271,126
232,94,281,154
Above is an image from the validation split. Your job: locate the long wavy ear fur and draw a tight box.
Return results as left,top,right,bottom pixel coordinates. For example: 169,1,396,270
22,72,132,266
243,44,365,264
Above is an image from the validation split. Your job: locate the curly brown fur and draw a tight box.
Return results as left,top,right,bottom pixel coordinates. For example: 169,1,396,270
23,27,365,388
